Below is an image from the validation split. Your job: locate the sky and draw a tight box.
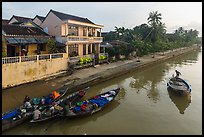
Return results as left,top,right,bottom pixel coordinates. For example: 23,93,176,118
2,2,202,36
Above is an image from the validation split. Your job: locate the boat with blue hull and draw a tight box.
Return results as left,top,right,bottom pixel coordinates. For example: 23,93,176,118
167,77,191,96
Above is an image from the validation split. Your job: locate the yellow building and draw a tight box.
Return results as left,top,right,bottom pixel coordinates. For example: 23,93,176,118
2,23,51,57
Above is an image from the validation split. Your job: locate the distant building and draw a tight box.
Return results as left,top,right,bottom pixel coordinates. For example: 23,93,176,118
8,15,33,24
101,32,109,37
32,15,46,26
2,19,9,25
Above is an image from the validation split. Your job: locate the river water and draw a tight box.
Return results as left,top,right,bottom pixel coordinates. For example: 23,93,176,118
2,48,202,135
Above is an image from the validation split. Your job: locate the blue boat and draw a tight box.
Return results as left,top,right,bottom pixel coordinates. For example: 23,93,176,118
167,77,191,96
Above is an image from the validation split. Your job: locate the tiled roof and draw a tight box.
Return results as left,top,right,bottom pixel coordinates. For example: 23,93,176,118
2,19,9,25
12,15,33,22
35,15,45,22
2,24,50,37
50,9,95,24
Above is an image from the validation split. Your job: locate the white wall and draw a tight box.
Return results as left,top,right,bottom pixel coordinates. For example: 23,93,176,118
33,17,42,26
40,12,62,37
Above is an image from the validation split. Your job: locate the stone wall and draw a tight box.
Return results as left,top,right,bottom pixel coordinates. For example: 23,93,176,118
2,57,68,89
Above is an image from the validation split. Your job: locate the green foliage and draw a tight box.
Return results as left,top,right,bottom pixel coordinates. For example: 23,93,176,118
46,38,57,54
2,35,7,57
78,56,93,65
103,11,200,59
99,55,107,60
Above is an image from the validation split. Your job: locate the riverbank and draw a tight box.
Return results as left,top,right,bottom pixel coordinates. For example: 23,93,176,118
2,45,200,112
58,45,200,92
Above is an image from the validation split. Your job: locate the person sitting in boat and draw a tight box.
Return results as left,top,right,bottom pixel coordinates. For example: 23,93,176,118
49,106,55,116
24,95,31,103
24,101,32,111
175,70,181,78
41,96,46,105
33,107,41,120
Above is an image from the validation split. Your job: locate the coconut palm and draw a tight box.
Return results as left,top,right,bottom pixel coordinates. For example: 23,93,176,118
145,11,163,42
147,11,162,27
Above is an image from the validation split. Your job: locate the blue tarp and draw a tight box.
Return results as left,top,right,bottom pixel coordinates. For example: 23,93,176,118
90,97,109,107
2,109,19,120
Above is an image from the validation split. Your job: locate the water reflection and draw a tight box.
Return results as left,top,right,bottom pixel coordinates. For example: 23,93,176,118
129,63,170,103
129,49,199,104
167,88,191,114
167,49,199,68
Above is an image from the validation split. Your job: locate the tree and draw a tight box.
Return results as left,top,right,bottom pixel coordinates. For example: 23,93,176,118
46,38,57,54
2,35,7,57
103,31,117,41
147,11,163,43
147,11,162,27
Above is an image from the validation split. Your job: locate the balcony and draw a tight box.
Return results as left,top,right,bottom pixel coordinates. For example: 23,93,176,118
63,36,103,44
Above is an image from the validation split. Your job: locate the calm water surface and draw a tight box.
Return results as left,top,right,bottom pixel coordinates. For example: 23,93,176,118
3,49,202,135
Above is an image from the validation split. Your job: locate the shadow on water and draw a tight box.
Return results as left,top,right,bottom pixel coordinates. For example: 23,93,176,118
167,88,191,114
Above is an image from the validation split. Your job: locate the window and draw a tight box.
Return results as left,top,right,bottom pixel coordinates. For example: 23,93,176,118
68,44,78,57
83,27,87,36
68,26,78,36
88,27,92,37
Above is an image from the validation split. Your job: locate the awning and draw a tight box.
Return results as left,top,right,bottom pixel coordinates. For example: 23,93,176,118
5,37,19,44
5,37,50,44
56,41,66,47
35,37,50,43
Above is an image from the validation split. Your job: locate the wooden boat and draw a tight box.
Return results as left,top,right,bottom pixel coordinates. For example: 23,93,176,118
167,77,191,96
29,87,89,123
64,88,120,118
2,86,69,132
31,87,69,106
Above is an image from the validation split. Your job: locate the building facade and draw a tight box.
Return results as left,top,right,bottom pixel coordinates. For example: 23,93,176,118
2,24,51,57
41,9,103,57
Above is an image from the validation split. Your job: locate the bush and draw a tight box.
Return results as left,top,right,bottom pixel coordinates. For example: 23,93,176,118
46,38,57,54
99,55,107,60
78,57,93,65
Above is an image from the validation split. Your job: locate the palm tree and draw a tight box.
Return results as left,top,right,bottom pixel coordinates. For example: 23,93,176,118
145,11,163,43
147,11,162,27
146,11,164,57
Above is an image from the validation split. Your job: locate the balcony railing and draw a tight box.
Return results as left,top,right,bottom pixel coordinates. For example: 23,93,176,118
65,36,103,43
2,53,65,64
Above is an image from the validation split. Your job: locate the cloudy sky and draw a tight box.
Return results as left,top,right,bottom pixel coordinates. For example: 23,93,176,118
2,2,202,36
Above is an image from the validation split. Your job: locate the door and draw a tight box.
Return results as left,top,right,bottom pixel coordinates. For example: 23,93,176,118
83,44,86,55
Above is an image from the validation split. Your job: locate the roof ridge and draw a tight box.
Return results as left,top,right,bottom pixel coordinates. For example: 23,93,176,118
50,9,95,24
13,15,32,19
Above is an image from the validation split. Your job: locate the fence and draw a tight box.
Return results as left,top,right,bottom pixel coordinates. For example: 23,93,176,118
2,53,65,64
